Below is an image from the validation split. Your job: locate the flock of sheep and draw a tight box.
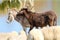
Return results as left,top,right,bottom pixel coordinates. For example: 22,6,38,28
0,26,60,40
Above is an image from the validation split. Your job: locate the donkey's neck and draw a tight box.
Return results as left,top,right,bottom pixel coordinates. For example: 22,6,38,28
24,11,30,19
15,17,20,22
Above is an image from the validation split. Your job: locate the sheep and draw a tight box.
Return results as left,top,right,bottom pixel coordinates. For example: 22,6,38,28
53,26,60,40
41,26,60,40
17,30,27,40
0,31,18,40
41,27,54,40
8,31,18,37
0,33,9,40
8,30,27,40
27,28,44,40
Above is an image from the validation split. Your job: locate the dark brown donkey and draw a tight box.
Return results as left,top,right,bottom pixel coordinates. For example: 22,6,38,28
17,8,57,32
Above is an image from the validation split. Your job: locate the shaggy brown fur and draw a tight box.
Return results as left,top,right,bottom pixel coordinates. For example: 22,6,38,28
17,8,57,32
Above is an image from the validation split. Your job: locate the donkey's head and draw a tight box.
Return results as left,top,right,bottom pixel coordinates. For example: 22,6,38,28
7,8,18,23
18,8,28,15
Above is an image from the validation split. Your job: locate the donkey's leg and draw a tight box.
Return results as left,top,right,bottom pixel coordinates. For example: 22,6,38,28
49,20,54,26
29,25,33,33
53,20,57,26
23,26,27,33
53,18,57,26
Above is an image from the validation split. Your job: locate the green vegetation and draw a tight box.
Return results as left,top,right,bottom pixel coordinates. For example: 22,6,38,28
0,0,21,13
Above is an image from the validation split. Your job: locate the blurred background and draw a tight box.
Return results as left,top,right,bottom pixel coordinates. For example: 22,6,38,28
0,0,60,33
